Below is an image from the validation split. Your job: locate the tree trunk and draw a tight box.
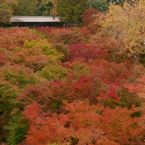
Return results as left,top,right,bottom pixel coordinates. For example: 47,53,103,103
90,0,92,8
133,54,138,68
111,51,116,63
133,54,138,80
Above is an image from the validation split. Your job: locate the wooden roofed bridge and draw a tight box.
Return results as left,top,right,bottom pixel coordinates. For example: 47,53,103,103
8,16,64,27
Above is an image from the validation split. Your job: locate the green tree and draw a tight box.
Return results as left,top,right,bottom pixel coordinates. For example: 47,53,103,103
0,0,17,8
0,4,12,25
14,0,38,16
36,0,53,16
55,0,87,24
87,0,108,11
0,0,17,25
5,112,29,145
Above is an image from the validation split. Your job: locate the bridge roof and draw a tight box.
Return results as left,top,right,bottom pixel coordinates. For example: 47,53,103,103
10,16,60,22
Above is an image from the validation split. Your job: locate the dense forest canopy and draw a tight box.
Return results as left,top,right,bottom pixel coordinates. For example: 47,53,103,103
0,0,145,145
0,0,134,24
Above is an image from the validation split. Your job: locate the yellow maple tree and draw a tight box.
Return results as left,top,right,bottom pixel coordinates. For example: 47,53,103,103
100,0,145,66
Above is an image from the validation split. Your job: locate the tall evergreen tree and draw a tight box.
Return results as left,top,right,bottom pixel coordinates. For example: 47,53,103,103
36,0,53,16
